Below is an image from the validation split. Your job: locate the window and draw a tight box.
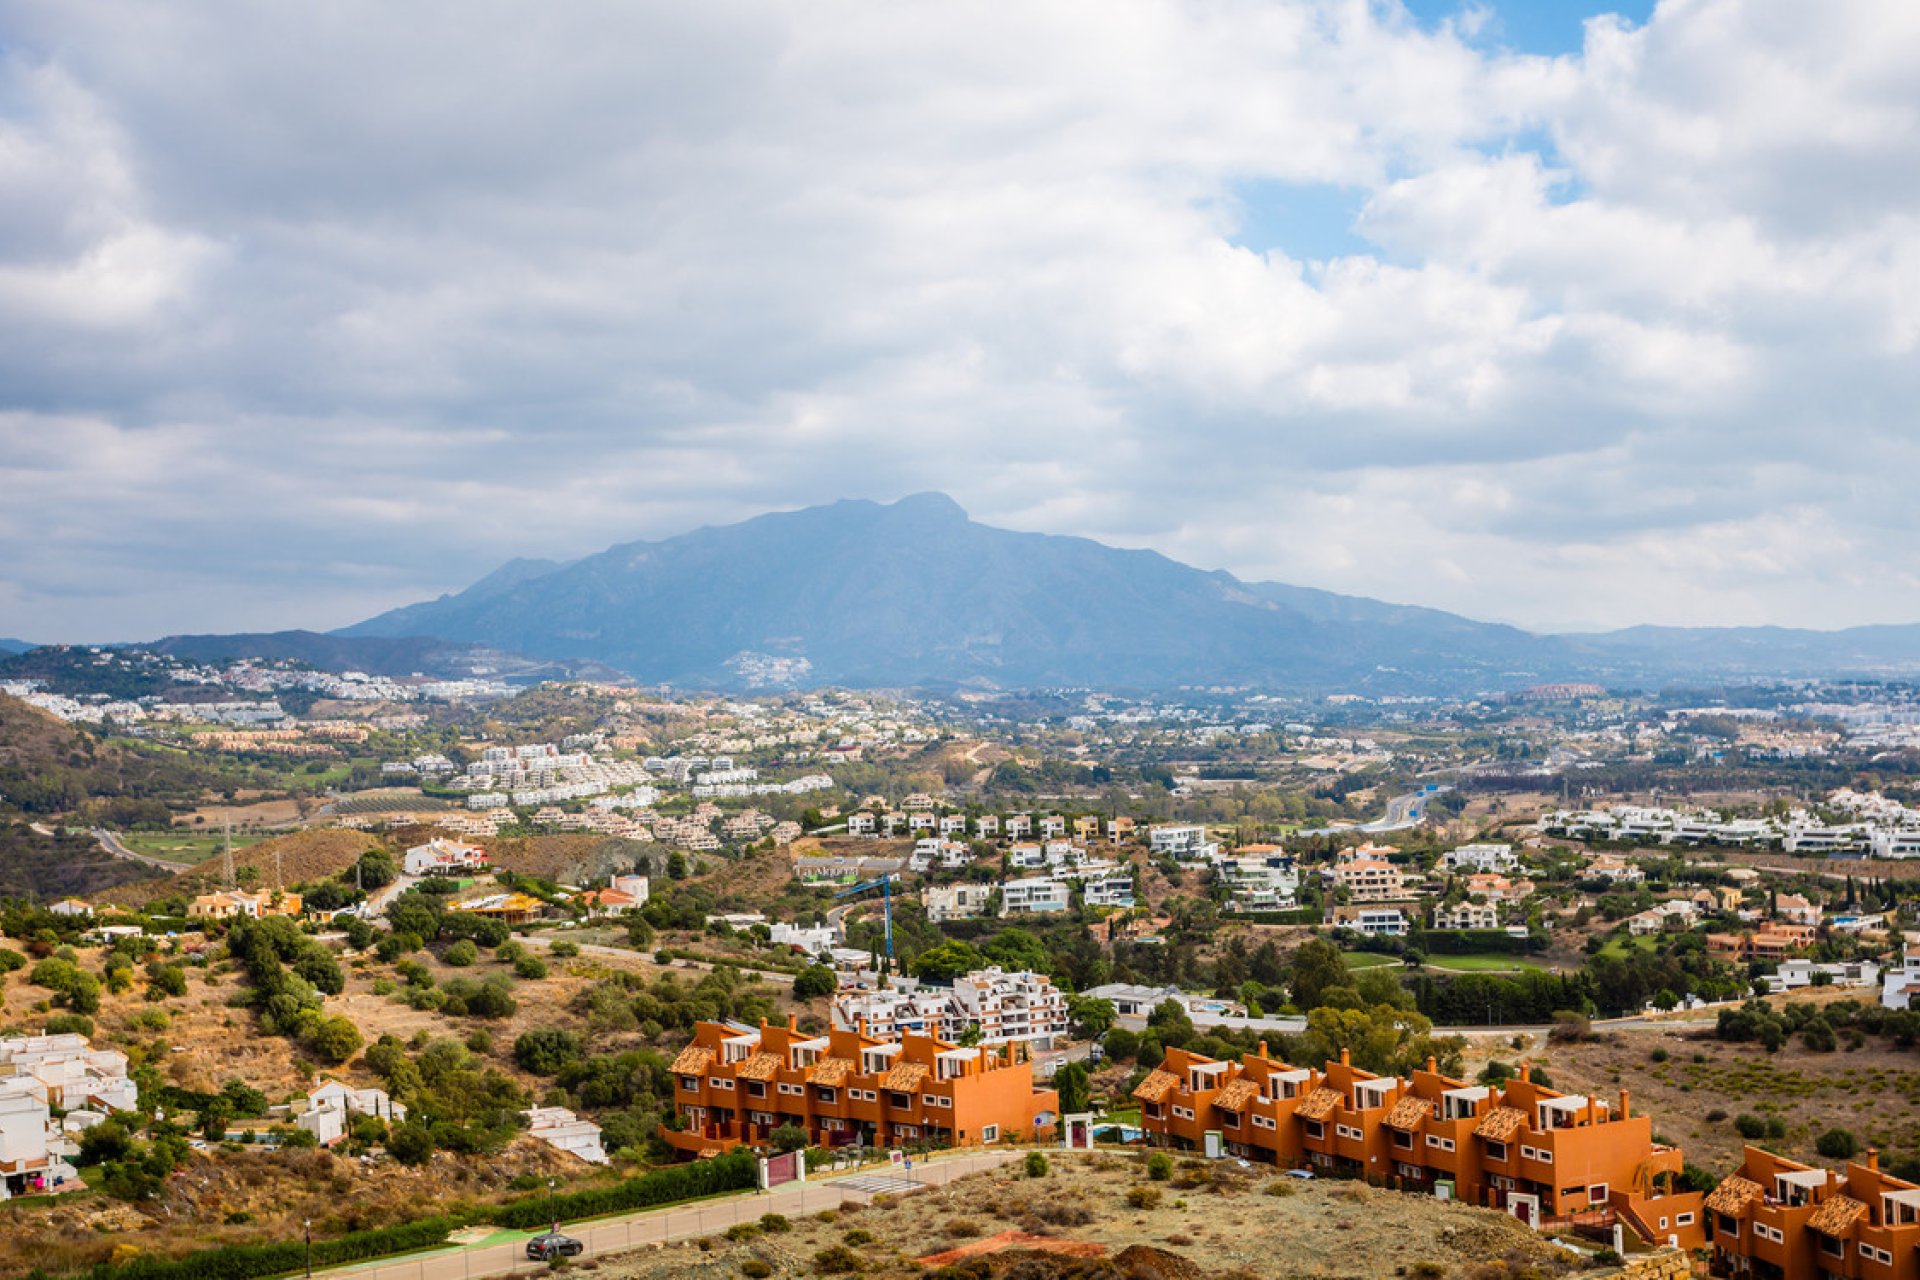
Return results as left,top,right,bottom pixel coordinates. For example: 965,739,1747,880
711,1077,734,1091
982,1125,999,1143
1426,1135,1455,1152
889,1092,913,1110
1337,1124,1364,1141
1820,1235,1844,1258
1589,1184,1609,1205
815,1086,837,1103
1718,1216,1740,1238
746,1082,767,1098
1253,1114,1276,1129
1676,1213,1695,1228
1485,1141,1508,1162
1221,1111,1241,1129
1302,1120,1325,1140
1394,1129,1413,1150
779,1083,804,1096
1143,1102,1163,1119
680,1076,700,1092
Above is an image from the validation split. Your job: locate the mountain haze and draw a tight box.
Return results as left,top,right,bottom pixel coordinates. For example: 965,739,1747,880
342,494,1566,690
340,494,1920,692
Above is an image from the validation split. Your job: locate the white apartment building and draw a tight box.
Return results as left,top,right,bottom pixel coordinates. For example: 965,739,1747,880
1441,843,1518,873
925,883,995,922
1433,901,1500,931
1331,906,1410,937
294,1078,408,1146
1148,824,1214,858
0,1035,138,1113
973,815,1000,838
1083,875,1136,909
832,985,957,1039
951,968,1069,1048
1000,877,1070,916
404,838,491,876
0,1081,79,1201
1884,950,1920,1010
523,1106,609,1164
1215,856,1299,913
768,922,837,956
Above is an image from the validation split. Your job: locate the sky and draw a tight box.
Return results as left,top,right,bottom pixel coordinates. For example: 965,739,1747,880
3,0,1919,643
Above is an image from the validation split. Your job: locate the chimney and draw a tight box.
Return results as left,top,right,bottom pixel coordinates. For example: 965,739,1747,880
1426,1055,1437,1074
788,1013,798,1031
1618,1088,1630,1120
1340,1047,1351,1066
1258,1040,1268,1058
1519,1059,1531,1083
1868,1148,1879,1171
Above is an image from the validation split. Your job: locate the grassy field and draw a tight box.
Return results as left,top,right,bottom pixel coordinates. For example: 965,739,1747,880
1597,933,1661,960
117,831,270,865
1420,953,1546,973
1342,951,1400,970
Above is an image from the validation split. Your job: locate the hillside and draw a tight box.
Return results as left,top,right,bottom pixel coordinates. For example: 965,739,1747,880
341,493,1920,692
0,822,156,901
94,828,383,907
147,630,625,682
343,493,1567,692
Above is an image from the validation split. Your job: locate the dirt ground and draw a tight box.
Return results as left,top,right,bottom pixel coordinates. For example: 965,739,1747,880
588,1154,1590,1280
1527,1018,1920,1173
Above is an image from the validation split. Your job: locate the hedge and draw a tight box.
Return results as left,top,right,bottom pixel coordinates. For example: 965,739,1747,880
490,1149,758,1229
81,1151,759,1278
87,1214,465,1280
1222,908,1322,925
1408,929,1543,956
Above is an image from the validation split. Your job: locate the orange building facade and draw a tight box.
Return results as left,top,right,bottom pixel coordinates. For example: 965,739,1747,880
1136,1046,1703,1246
1706,1146,1920,1280
660,1017,1059,1159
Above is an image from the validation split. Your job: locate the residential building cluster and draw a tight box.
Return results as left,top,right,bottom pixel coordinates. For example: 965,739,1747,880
831,968,1069,1048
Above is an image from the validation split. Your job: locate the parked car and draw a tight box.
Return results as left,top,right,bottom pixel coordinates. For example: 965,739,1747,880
526,1233,584,1261
1282,1168,1315,1180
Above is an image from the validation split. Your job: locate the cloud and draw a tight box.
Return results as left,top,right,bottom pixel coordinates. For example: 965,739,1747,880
0,0,1916,641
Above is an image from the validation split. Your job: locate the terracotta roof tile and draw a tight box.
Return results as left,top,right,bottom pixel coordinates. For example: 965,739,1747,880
1704,1175,1766,1218
1295,1086,1342,1122
1473,1106,1527,1142
883,1062,930,1092
807,1057,855,1086
1809,1194,1868,1238
671,1046,714,1076
1213,1078,1260,1112
734,1053,783,1081
1384,1096,1433,1131
1133,1070,1179,1104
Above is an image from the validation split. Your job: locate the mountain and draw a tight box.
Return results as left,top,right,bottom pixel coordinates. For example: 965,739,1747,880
146,630,623,682
0,638,32,655
1563,624,1920,681
341,493,1571,691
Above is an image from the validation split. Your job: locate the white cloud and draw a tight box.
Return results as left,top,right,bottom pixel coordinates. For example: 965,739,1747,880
0,0,1917,641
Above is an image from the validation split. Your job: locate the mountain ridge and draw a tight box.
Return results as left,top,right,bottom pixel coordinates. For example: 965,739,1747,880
117,493,1914,693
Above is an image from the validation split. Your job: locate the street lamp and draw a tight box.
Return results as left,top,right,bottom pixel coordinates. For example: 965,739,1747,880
304,1218,312,1278
548,1177,558,1233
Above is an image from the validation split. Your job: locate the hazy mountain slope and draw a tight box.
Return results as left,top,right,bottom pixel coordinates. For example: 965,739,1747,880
342,493,1556,689
146,630,624,682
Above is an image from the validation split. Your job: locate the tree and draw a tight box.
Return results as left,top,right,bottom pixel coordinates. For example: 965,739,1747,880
793,965,836,1000
1289,937,1347,1012
1146,999,1195,1050
356,849,397,889
1054,1062,1092,1116
514,1028,584,1076
387,1121,436,1166
444,939,479,967
770,1123,808,1152
307,1015,364,1065
910,940,987,983
1068,996,1117,1039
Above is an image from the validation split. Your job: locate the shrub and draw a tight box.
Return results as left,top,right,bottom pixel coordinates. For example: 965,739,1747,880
1024,1151,1050,1178
1125,1186,1163,1209
444,940,479,967
1146,1153,1173,1181
550,940,580,959
842,1229,874,1245
946,1218,982,1237
1735,1114,1767,1139
741,1263,773,1279
491,1151,758,1230
759,1213,791,1233
724,1223,761,1242
813,1243,864,1274
1817,1128,1860,1159
514,955,548,980
1263,1180,1296,1197
1649,1048,1669,1063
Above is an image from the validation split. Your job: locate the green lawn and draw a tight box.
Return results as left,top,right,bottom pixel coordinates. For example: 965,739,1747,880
118,831,269,865
1342,951,1399,970
1419,953,1546,973
1596,933,1659,960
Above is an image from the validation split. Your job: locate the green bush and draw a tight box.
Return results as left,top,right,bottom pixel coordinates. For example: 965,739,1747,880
1146,1152,1173,1181
490,1150,757,1229
1024,1151,1050,1178
1817,1128,1860,1159
1734,1114,1767,1139
443,939,479,967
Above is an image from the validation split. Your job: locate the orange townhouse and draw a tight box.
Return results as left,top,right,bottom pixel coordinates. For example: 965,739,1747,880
1707,1145,1920,1280
661,1017,1058,1160
1136,1048,1703,1247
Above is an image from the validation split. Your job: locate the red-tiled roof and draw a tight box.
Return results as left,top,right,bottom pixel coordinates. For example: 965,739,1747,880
1295,1086,1342,1122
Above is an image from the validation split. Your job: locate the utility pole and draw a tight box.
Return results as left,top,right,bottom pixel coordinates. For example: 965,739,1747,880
223,818,234,889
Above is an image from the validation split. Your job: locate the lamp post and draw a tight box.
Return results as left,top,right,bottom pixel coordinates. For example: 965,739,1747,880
304,1218,312,1278
548,1176,558,1233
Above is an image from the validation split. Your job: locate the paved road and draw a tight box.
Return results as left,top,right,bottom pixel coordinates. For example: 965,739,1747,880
91,826,192,871
314,1148,1022,1280
1297,787,1448,838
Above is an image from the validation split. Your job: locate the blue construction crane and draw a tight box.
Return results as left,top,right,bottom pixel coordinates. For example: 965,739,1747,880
835,873,896,967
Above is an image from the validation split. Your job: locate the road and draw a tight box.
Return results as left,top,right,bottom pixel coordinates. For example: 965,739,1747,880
1296,786,1448,838
314,1148,1022,1280
90,826,192,871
